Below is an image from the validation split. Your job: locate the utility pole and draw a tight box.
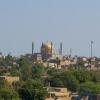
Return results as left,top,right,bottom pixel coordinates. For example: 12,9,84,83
70,48,72,57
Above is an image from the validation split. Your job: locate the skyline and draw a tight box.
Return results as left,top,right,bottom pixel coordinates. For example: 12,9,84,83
0,40,95,57
0,0,100,56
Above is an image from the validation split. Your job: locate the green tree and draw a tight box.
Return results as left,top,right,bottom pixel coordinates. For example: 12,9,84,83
91,71,100,82
80,82,100,95
50,71,79,92
32,64,45,78
18,57,33,80
18,80,47,100
72,70,92,83
5,54,13,66
0,87,20,100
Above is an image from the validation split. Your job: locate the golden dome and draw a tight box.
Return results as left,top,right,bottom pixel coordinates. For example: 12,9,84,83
42,42,52,50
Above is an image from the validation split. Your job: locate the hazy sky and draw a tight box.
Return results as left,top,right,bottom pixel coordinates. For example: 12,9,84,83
0,0,100,56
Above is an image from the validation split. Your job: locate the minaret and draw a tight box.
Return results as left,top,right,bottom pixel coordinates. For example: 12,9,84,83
59,42,62,55
51,42,53,57
32,42,34,56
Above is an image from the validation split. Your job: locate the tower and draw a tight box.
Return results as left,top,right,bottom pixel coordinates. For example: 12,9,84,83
32,42,34,56
59,42,62,55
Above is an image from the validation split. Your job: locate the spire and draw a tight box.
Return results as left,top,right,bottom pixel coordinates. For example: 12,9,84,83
59,42,62,55
32,42,34,56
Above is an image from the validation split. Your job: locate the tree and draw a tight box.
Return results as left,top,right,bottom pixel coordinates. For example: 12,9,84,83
80,82,100,95
5,54,13,66
18,80,47,100
0,87,20,100
91,71,100,82
18,57,33,80
72,70,92,83
32,64,45,78
50,71,79,92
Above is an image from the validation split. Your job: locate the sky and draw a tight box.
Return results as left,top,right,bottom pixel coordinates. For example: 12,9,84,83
0,0,100,57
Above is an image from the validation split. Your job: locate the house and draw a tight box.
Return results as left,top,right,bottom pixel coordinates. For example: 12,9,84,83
45,87,71,100
33,53,43,63
0,76,19,85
